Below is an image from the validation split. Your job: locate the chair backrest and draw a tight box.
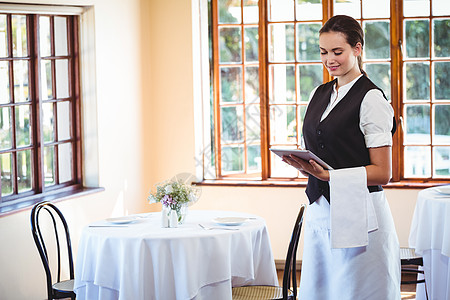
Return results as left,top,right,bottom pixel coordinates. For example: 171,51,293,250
282,204,306,300
30,201,74,300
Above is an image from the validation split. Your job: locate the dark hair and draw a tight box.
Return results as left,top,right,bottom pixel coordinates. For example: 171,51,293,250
320,15,366,76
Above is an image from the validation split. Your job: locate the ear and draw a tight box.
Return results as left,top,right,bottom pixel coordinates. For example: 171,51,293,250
354,42,362,56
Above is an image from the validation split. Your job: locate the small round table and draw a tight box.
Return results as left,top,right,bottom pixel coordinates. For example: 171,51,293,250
409,186,450,300
74,210,278,300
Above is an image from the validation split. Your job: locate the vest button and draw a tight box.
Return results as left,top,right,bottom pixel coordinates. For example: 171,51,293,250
319,143,325,149
317,129,322,135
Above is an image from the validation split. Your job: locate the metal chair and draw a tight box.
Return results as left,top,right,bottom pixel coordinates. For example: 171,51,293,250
31,201,76,300
232,204,306,300
400,247,428,300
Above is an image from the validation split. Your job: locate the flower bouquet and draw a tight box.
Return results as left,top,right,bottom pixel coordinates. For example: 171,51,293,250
148,173,200,225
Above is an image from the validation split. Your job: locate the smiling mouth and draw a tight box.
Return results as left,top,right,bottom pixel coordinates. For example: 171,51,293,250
328,66,339,71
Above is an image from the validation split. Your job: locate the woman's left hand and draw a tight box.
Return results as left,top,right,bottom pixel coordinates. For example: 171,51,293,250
283,155,330,181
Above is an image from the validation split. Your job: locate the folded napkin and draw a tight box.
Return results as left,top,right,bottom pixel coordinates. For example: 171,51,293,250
329,166,378,248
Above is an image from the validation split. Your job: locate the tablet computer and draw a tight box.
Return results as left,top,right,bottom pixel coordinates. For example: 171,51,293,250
270,148,334,170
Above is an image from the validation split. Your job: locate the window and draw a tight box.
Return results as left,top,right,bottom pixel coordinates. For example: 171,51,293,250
0,9,86,213
206,0,450,184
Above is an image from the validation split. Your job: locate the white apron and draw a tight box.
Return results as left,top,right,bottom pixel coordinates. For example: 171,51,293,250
298,192,401,300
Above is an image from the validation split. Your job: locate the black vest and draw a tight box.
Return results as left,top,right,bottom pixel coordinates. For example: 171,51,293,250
302,76,395,204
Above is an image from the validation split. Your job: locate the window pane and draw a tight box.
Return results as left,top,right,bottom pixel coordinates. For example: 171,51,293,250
434,105,450,143
13,60,29,102
405,20,430,58
405,62,430,100
405,104,430,144
218,0,241,24
243,0,259,24
220,66,242,103
55,59,69,98
221,145,244,173
245,66,259,103
404,146,431,177
39,16,51,57
0,61,10,104
365,63,391,100
298,105,308,142
296,0,322,21
268,0,294,21
296,23,321,61
404,0,430,17
57,101,71,141
41,60,53,100
434,147,450,177
221,106,244,142
58,142,72,183
334,0,361,19
42,102,54,143
11,15,27,57
432,0,450,16
44,146,55,186
0,107,11,150
270,148,298,178
247,144,261,172
270,105,297,144
269,64,296,103
0,152,13,196
362,0,389,18
246,104,260,141
17,149,32,193
219,27,242,63
244,26,258,62
269,23,295,62
54,17,68,56
0,14,7,57
15,104,31,147
433,19,450,58
364,21,390,59
435,62,450,100
298,64,322,102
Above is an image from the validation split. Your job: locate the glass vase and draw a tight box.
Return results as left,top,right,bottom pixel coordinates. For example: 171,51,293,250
177,203,188,224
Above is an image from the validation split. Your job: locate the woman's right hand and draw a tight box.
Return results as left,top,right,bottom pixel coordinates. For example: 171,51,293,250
282,155,310,177
283,155,330,181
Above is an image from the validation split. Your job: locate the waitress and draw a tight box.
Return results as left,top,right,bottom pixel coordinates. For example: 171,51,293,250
283,15,401,299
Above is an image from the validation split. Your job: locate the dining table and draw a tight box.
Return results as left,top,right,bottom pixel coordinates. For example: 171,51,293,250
408,185,450,300
73,210,278,300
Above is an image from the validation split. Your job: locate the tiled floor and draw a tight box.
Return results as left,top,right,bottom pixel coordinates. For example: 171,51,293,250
277,270,419,299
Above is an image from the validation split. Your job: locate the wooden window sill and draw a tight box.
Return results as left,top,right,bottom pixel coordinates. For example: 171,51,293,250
196,179,449,189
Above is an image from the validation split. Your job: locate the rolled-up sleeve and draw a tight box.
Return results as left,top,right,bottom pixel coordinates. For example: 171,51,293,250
360,89,394,148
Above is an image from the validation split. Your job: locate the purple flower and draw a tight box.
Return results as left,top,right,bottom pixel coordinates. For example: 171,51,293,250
161,194,175,207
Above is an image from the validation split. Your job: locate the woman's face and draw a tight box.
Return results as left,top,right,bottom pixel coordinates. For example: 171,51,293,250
319,31,361,79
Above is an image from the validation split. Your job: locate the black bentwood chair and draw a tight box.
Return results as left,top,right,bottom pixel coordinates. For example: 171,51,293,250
400,247,428,300
232,204,306,300
31,201,76,300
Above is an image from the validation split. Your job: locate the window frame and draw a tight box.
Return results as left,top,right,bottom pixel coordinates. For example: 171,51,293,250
204,0,450,186
0,5,102,216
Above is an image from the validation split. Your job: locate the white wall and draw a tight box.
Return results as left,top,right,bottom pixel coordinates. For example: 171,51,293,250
0,0,422,299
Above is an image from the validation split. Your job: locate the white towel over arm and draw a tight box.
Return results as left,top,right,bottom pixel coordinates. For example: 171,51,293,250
329,166,378,248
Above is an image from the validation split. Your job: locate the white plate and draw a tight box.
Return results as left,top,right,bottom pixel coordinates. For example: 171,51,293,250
213,217,247,226
435,185,450,195
106,216,139,224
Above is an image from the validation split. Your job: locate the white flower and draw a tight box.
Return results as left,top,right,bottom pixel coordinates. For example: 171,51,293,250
188,192,197,203
148,195,157,204
165,184,173,194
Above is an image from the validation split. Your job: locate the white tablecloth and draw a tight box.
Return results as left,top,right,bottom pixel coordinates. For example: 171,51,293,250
409,186,450,300
74,210,278,300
